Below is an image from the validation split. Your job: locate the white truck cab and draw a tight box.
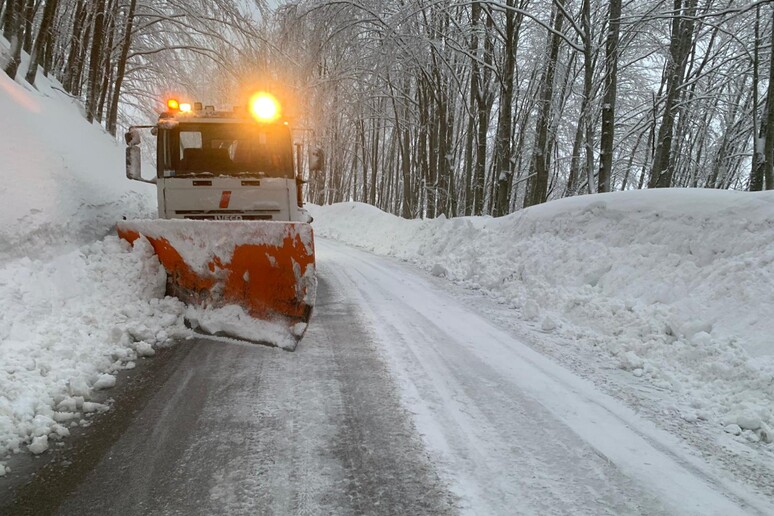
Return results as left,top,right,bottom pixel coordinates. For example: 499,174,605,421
125,97,321,223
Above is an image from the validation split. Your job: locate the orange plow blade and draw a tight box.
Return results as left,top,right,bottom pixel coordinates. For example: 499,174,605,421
117,220,316,349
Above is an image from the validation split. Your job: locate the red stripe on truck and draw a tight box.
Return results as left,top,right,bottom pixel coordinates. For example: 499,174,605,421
220,191,232,208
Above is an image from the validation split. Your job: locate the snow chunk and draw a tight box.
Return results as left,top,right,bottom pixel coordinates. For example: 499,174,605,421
133,341,156,357
619,351,645,371
541,315,558,332
522,300,540,321
93,374,116,390
68,378,91,398
53,412,78,423
759,425,773,444
82,402,109,413
690,331,713,347
57,397,79,412
724,424,742,436
735,413,762,431
28,435,48,455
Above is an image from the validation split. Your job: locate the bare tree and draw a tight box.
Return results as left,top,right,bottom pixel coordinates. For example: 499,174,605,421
3,0,24,79
24,0,59,86
762,3,774,190
598,0,621,193
648,0,698,188
524,0,566,208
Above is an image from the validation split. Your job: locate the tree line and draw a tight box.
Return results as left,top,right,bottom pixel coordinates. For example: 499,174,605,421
1,0,263,135
2,0,773,218
266,0,774,217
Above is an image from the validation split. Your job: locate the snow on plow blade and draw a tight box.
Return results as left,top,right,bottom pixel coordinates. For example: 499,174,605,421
117,220,316,350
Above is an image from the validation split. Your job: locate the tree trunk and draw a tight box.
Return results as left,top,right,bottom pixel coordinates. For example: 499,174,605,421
465,2,484,215
524,0,565,208
479,9,495,214
2,0,14,40
581,0,595,194
471,2,487,215
567,114,584,196
464,67,477,215
85,0,107,123
3,0,23,79
648,0,698,188
598,0,621,192
763,5,774,190
22,0,33,54
369,103,380,206
749,5,765,191
63,0,86,93
25,0,60,86
493,0,520,217
95,0,119,123
106,0,136,135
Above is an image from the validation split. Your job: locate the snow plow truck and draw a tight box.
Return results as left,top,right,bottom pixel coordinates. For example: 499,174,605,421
118,92,320,350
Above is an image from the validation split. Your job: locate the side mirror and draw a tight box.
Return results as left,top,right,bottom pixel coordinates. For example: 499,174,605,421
309,148,325,173
126,146,142,180
125,143,155,184
124,126,156,184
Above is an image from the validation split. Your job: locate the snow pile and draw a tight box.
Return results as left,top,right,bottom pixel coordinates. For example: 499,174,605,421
309,190,774,443
0,68,155,263
0,236,188,462
0,62,185,469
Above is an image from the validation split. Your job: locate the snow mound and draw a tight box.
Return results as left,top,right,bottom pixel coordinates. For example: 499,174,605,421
0,237,189,461
309,190,774,441
0,68,155,264
0,62,179,469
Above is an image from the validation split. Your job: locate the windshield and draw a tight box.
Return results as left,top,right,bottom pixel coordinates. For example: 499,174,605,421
158,122,293,178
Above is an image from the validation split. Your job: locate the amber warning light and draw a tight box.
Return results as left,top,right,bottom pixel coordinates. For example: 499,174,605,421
167,98,179,110
249,92,281,122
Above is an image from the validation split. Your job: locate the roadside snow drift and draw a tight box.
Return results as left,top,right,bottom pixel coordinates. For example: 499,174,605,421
309,190,774,445
0,69,154,263
0,237,188,464
0,67,188,472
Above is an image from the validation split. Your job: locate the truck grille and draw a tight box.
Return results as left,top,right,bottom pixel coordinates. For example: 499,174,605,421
183,215,273,220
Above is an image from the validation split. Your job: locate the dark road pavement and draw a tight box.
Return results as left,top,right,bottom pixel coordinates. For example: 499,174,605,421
0,265,456,515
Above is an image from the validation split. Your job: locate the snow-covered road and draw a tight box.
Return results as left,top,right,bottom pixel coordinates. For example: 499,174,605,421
2,238,772,515
319,238,773,515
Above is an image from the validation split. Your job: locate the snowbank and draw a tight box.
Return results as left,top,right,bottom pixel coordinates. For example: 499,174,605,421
0,69,155,263
309,190,774,443
0,63,185,469
0,237,188,461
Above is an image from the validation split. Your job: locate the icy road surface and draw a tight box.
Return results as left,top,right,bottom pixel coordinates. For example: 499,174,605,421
4,238,772,515
317,239,772,515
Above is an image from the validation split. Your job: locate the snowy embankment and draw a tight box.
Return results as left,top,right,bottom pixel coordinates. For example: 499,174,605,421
0,68,154,263
0,69,189,474
309,192,774,446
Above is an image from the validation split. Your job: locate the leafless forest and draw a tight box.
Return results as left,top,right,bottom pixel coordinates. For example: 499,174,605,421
2,0,773,217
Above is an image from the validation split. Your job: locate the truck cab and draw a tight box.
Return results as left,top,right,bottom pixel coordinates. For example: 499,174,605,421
126,95,319,223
